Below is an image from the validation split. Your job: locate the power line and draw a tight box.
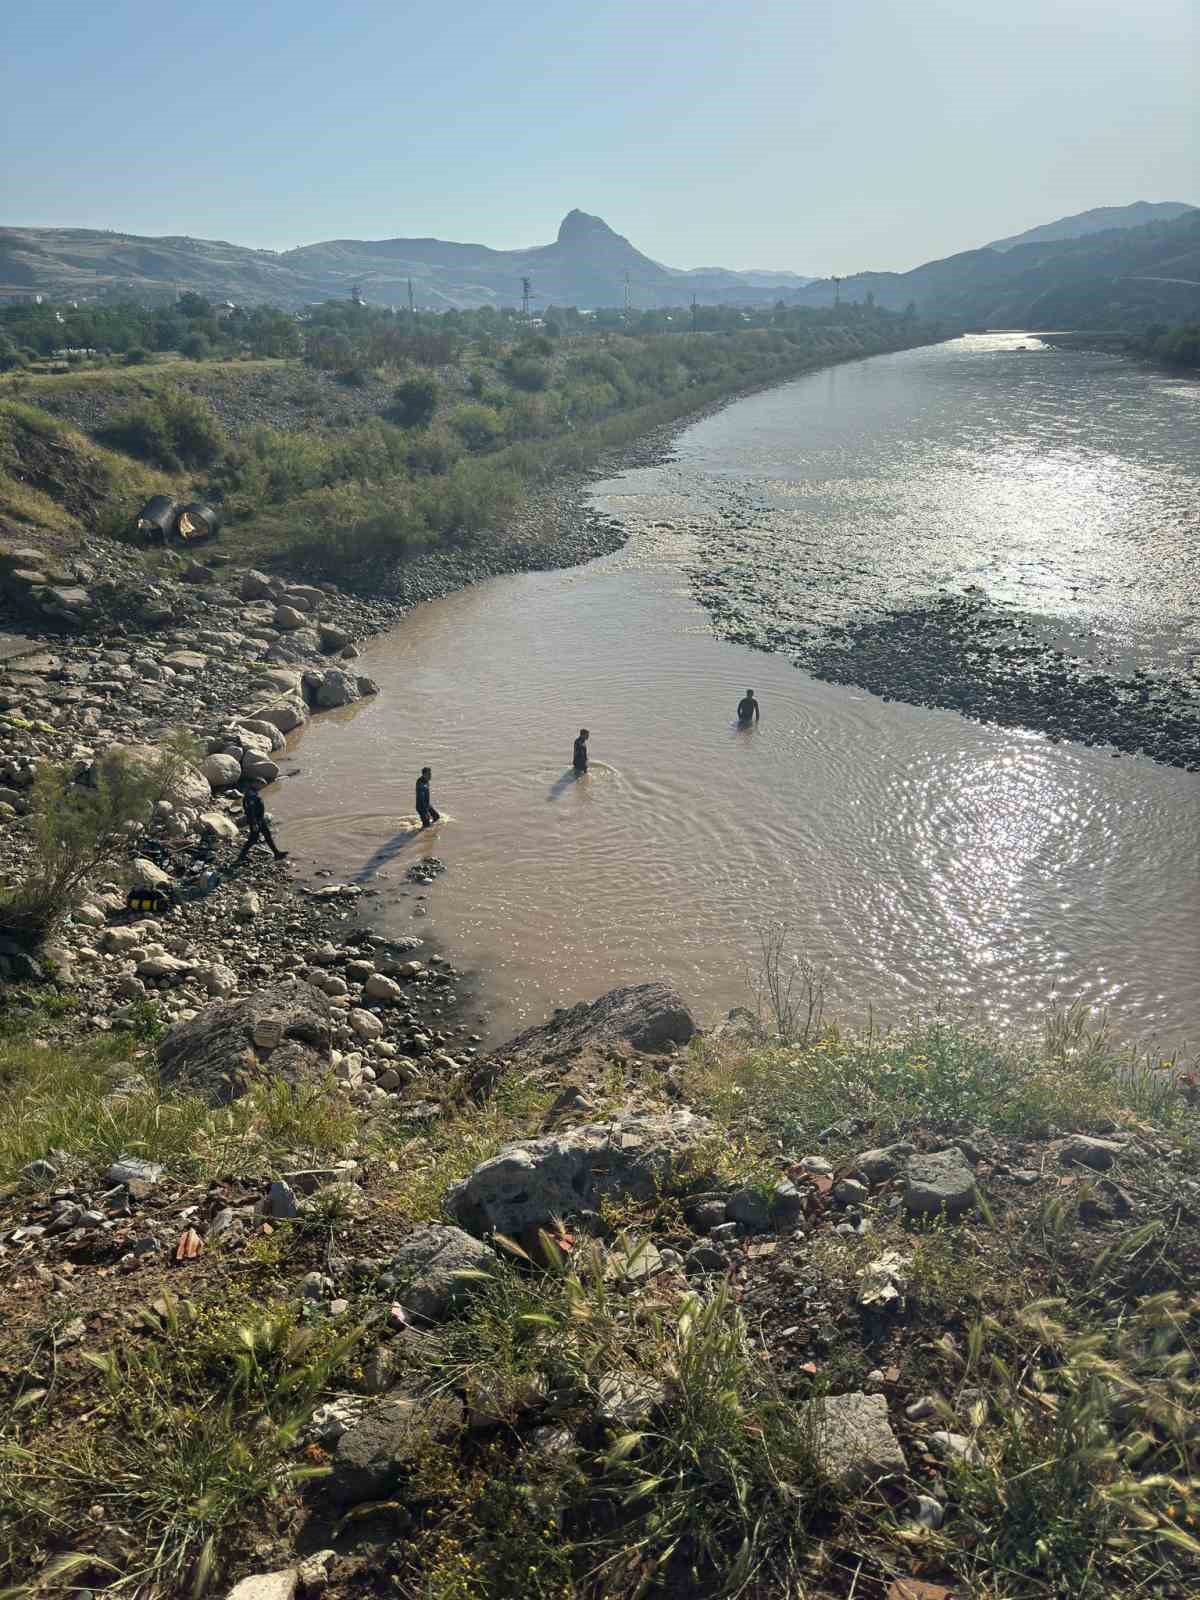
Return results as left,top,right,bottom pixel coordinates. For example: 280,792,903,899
521,276,532,318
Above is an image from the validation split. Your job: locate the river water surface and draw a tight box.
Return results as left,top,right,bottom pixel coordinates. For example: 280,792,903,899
271,336,1200,1054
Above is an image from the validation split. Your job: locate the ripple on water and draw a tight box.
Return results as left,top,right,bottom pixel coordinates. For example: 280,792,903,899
270,338,1200,1053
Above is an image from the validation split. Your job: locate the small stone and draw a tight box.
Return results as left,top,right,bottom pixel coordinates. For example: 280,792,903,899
855,1143,916,1185
903,1150,975,1219
265,1180,300,1219
225,1567,298,1600
349,1008,384,1040
710,1222,739,1242
834,1178,869,1206
798,1155,835,1175
106,1157,163,1187
726,1187,771,1231
806,1391,907,1488
928,1429,981,1465
1061,1135,1124,1171
911,1494,945,1529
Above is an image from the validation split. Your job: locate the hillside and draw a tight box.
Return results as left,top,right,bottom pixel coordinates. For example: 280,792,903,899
786,209,1200,327
986,200,1194,251
0,212,813,313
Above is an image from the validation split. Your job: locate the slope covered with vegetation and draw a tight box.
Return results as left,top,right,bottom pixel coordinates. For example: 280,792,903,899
1,301,946,583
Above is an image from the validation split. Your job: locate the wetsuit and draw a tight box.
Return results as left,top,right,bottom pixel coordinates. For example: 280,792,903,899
416,776,440,827
737,695,760,725
572,737,589,773
240,788,285,858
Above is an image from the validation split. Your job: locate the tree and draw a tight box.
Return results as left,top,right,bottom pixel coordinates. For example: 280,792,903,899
389,374,439,428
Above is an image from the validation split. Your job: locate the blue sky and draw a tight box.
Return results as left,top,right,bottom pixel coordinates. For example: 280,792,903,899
2,0,1194,274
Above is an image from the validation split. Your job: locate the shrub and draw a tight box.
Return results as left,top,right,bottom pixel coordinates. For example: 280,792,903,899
102,391,225,471
124,346,148,365
389,373,439,428
448,402,504,451
0,733,199,940
181,332,211,360
505,356,550,392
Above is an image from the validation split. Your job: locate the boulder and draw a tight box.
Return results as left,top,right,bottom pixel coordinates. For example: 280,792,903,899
197,962,238,999
239,569,277,601
198,810,239,841
356,675,380,696
257,700,307,735
903,1149,976,1219
162,650,207,672
390,1224,496,1320
117,743,211,807
332,1394,464,1504
854,1143,916,1185
273,604,306,631
496,982,696,1065
157,982,333,1105
806,1391,907,1488
318,624,351,654
241,751,279,785
349,1008,384,1040
363,973,403,1004
202,752,242,789
315,669,361,710
130,857,171,891
446,1108,714,1237
239,718,287,753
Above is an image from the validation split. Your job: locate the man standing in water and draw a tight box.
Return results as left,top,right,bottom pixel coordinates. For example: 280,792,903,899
737,689,760,726
573,728,590,774
239,778,288,860
416,766,441,828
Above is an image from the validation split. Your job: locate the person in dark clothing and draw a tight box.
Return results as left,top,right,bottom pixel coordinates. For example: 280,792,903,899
416,766,441,828
736,689,760,726
572,729,590,773
239,779,287,860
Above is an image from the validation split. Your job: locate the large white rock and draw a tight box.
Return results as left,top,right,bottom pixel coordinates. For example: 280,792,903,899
202,753,242,790
239,718,287,753
224,1569,297,1600
363,974,403,1004
241,751,279,785
348,1008,385,1040
257,700,307,735
273,605,306,631
806,1391,907,1488
198,810,239,841
162,650,207,672
130,857,172,891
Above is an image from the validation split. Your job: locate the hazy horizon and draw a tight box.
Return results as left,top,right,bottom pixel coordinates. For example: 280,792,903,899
3,0,1196,277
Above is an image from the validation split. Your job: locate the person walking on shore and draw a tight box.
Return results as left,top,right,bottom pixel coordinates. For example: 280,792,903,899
736,689,760,726
416,766,441,828
573,729,590,774
239,778,288,860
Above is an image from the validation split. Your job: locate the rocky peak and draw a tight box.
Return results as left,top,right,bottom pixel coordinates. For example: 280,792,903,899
556,209,620,247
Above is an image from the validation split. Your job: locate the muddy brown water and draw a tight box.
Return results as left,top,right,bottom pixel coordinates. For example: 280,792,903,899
271,337,1200,1055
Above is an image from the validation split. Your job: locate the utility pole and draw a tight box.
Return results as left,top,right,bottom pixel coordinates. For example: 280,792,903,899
624,271,631,324
407,277,415,315
690,292,698,330
832,275,843,308
521,276,532,319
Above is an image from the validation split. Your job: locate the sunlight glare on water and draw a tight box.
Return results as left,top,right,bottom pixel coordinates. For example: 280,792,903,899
270,338,1200,1054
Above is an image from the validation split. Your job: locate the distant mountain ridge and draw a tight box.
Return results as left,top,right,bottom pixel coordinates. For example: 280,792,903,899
1,203,1197,330
986,201,1194,252
0,210,814,312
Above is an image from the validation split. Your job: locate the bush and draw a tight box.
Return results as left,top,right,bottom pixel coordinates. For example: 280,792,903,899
389,374,439,428
505,356,550,392
448,402,504,451
0,734,200,940
0,332,27,372
181,332,212,360
102,391,226,471
124,346,148,365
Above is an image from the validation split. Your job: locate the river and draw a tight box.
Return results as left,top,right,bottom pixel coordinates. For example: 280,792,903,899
270,335,1200,1056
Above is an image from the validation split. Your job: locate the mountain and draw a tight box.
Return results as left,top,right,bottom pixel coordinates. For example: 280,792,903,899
0,210,812,311
782,209,1200,328
3,204,1197,328
986,201,1195,252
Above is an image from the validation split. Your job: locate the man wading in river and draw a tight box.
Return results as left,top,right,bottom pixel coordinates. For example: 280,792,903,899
416,766,441,828
573,729,590,774
239,778,288,861
737,689,760,726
